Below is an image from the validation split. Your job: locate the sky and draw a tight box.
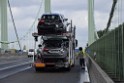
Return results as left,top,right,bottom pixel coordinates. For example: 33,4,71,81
5,0,121,50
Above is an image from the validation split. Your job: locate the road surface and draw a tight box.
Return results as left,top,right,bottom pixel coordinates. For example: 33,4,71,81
0,56,90,83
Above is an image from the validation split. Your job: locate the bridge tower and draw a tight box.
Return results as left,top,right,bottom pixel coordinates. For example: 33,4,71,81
44,0,51,13
88,0,99,45
0,0,8,50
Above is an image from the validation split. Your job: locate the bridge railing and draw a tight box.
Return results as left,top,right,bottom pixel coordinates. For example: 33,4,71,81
86,23,124,82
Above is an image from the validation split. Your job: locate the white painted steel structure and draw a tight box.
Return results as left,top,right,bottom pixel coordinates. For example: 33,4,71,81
0,0,8,50
88,0,99,45
44,0,51,13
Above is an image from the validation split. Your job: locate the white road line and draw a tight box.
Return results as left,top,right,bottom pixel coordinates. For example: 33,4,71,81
0,61,31,71
0,66,31,79
79,66,90,83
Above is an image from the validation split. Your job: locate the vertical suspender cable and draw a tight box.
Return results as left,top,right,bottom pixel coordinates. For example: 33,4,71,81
8,0,22,50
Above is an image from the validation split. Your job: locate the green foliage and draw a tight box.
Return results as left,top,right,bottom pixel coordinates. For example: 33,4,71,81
97,30,104,38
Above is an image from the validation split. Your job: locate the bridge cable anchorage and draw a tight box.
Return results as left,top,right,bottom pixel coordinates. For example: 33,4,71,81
104,0,118,34
19,0,43,41
8,0,22,50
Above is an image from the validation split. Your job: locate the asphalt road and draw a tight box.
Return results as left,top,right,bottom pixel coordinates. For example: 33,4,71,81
0,64,85,83
0,55,90,83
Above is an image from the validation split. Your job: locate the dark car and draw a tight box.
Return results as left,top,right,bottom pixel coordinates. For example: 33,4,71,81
37,13,68,35
34,37,69,69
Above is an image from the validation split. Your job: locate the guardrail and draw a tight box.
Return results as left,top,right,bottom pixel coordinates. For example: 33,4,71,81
86,23,124,82
86,54,114,83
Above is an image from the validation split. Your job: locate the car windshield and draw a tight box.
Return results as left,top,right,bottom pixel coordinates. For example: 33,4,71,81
42,15,59,21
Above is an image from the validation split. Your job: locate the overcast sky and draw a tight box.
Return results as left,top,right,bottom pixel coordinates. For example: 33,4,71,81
6,0,123,50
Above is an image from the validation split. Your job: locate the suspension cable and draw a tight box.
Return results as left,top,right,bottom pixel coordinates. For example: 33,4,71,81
104,0,118,33
19,0,43,41
0,0,43,45
8,0,22,50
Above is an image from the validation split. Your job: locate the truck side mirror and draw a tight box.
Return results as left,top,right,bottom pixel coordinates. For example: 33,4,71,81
38,18,41,21
67,23,70,26
38,44,42,47
32,32,38,42
64,18,68,21
34,36,38,42
75,40,78,47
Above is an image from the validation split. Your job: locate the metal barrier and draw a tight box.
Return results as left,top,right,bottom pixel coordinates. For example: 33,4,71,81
86,23,124,82
86,55,114,83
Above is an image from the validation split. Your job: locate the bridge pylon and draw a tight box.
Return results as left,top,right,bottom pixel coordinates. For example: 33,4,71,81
44,0,51,13
88,0,99,45
0,0,8,50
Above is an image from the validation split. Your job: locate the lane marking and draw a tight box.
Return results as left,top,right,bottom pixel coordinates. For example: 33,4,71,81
0,61,31,71
79,66,90,83
0,66,31,79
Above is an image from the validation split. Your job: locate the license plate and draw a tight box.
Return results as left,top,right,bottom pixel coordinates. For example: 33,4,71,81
35,63,45,67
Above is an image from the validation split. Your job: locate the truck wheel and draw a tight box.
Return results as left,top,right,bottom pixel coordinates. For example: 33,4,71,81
71,63,75,67
35,67,39,72
65,66,71,71
35,67,44,72
35,67,43,72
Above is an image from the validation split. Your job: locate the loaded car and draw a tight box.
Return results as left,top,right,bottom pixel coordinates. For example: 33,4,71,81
34,37,71,71
37,13,68,35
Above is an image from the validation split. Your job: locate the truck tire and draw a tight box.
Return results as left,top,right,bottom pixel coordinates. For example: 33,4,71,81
65,66,71,71
35,67,40,72
71,63,75,67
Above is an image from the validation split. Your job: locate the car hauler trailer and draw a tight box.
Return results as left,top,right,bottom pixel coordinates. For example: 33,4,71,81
32,18,77,71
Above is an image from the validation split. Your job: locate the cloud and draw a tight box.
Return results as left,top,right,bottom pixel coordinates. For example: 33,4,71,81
9,0,41,7
94,0,112,13
8,6,43,20
76,27,88,48
94,11,109,30
52,0,87,11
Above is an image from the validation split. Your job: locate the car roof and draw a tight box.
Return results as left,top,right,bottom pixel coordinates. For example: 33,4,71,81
42,13,63,16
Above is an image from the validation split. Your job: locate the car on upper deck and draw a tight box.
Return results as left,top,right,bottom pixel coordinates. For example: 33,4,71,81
37,13,69,35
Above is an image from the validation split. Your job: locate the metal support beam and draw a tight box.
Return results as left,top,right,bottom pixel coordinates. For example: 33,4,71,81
44,0,51,13
0,0,8,50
